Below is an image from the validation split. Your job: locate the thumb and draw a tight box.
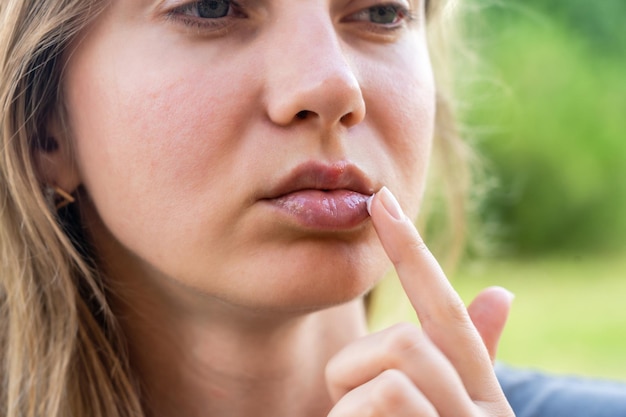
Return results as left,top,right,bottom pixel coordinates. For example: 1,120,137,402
467,286,514,363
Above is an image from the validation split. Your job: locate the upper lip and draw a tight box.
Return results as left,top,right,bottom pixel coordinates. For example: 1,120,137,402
263,161,375,199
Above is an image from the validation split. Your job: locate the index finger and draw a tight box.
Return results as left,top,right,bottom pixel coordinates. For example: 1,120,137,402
367,187,496,397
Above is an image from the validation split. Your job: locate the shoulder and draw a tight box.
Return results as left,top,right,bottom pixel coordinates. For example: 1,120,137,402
496,363,626,417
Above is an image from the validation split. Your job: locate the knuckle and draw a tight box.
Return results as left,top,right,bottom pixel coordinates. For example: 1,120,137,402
393,238,429,267
371,369,413,412
420,295,469,328
409,237,430,255
383,322,426,354
439,296,470,323
325,355,341,381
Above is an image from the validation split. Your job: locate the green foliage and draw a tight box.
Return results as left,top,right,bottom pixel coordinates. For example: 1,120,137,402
515,0,626,54
463,2,626,254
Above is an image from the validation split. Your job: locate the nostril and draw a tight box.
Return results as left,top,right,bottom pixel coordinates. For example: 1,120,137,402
296,110,310,120
340,112,358,125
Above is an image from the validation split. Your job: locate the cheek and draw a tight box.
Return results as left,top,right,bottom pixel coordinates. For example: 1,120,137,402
360,38,435,215
66,44,251,205
62,32,261,254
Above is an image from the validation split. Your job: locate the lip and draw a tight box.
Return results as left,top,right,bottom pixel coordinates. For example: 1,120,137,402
262,161,375,231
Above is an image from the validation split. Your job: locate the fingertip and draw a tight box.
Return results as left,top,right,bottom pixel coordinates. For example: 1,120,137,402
484,286,515,305
469,286,515,321
468,286,515,362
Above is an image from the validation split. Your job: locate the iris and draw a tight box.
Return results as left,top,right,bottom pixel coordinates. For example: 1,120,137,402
369,6,402,24
197,0,230,18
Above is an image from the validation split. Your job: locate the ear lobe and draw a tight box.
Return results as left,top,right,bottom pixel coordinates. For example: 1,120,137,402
33,136,81,193
34,117,81,194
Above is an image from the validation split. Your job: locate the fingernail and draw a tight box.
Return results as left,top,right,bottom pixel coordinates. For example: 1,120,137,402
378,186,404,221
366,194,375,216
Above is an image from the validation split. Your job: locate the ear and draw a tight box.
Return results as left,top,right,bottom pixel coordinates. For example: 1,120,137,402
33,116,81,194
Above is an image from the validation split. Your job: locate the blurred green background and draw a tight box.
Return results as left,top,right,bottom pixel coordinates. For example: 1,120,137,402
459,0,626,381
466,0,626,255
372,0,626,381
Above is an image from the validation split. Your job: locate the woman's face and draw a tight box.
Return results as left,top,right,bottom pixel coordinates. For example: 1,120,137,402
62,0,435,310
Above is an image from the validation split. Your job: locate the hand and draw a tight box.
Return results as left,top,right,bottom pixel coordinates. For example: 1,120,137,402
325,187,515,416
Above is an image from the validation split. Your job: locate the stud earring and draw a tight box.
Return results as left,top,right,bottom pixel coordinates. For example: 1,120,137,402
45,186,75,210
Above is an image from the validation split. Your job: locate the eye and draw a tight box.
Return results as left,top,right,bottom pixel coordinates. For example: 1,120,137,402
346,3,413,27
169,0,244,22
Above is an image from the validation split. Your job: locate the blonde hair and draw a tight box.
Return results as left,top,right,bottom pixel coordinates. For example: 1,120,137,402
0,1,141,416
0,0,466,415
424,0,476,268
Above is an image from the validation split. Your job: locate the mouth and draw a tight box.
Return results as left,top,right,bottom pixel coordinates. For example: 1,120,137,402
262,161,376,231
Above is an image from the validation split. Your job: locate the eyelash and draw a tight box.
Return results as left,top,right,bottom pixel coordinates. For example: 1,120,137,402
167,0,246,30
166,1,415,33
344,4,415,29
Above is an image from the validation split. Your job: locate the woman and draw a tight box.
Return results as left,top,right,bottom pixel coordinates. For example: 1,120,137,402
3,0,606,416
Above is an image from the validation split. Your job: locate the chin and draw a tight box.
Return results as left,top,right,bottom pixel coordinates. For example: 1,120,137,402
220,242,390,313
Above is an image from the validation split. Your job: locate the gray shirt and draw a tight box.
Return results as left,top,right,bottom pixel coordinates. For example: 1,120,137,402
496,364,626,417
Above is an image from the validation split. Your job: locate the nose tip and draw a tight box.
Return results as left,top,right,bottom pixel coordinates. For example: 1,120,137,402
269,72,365,128
263,17,366,129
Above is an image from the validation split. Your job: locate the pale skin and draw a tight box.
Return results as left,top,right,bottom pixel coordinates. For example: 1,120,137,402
37,0,515,415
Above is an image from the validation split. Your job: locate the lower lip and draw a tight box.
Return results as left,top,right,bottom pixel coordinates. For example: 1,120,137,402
266,190,370,230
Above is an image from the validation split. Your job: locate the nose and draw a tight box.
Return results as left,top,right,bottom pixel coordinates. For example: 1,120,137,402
263,10,366,129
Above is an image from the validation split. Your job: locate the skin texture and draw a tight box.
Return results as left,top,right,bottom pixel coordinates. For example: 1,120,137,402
39,0,514,416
